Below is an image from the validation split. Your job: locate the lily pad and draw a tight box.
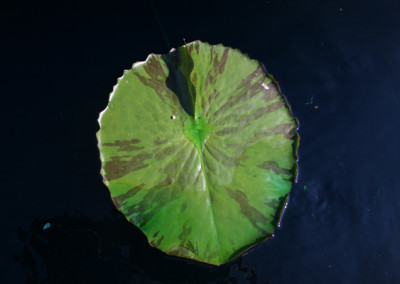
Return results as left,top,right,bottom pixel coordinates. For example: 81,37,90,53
97,40,299,265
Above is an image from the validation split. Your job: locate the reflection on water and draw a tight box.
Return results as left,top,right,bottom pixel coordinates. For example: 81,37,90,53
16,209,271,284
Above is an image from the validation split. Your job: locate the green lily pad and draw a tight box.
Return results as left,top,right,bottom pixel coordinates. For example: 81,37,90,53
97,40,299,265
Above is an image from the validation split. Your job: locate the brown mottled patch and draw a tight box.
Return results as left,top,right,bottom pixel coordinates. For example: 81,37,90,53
257,161,291,175
151,235,164,247
187,44,194,54
222,100,284,131
254,100,284,116
123,145,189,226
134,55,179,108
264,198,280,210
214,101,284,136
186,41,200,55
113,183,145,206
209,65,265,121
104,153,152,180
269,123,296,139
169,245,192,257
253,123,296,140
204,47,229,91
225,187,269,235
208,89,218,105
261,85,278,102
202,89,219,117
235,64,264,96
103,139,142,152
270,124,295,139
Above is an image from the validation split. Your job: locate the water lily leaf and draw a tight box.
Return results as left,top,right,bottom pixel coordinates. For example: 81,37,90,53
97,40,299,265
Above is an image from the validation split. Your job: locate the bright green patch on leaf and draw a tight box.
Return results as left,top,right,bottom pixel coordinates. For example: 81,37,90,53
97,40,299,265
184,115,212,151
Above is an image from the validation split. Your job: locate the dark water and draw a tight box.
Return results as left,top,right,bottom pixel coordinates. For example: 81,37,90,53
2,0,400,283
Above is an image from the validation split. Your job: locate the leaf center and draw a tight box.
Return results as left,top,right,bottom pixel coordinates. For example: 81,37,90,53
184,115,212,151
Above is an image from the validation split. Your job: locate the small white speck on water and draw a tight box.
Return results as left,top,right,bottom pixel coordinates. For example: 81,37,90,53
261,82,270,90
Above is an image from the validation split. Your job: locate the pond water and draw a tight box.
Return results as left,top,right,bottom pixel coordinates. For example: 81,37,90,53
3,0,400,283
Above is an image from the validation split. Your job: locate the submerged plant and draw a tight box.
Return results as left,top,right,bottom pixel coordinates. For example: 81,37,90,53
97,40,299,265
